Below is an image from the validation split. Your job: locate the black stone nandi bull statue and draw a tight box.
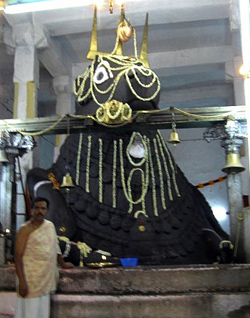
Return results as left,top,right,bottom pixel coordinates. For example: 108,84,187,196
26,8,233,265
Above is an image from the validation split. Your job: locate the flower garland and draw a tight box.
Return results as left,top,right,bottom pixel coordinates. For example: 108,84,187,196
112,140,117,208
156,133,173,200
77,241,92,258
157,131,180,197
58,236,71,258
119,138,149,209
134,210,148,219
196,176,227,189
127,168,147,204
99,138,103,203
58,236,92,259
153,138,167,210
146,137,158,216
76,133,83,185
48,172,60,190
85,135,92,193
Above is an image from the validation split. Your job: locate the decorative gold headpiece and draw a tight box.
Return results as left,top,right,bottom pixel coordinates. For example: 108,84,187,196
87,6,149,68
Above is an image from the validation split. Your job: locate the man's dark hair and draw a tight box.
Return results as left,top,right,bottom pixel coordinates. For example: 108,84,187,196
32,197,50,209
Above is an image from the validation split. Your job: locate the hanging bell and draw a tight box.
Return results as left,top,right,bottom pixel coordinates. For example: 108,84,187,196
222,153,245,174
168,131,181,145
60,173,75,189
0,149,9,163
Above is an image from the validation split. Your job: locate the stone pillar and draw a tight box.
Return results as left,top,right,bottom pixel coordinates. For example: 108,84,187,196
221,120,246,262
53,75,74,161
4,23,49,170
3,24,50,230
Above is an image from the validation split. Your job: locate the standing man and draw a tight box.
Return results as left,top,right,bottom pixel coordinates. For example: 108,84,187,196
14,196,73,318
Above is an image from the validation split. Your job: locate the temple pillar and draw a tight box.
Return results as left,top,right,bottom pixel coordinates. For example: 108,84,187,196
3,24,50,233
4,22,50,169
53,75,74,161
221,119,246,262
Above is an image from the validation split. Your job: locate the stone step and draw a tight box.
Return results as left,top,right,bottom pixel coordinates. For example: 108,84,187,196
51,293,250,318
1,264,250,318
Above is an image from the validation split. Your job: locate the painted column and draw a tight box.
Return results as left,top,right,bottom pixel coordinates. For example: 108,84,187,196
53,75,74,161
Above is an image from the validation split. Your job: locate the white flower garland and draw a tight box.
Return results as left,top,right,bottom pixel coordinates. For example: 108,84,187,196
86,135,92,193
76,133,83,185
58,236,71,258
99,138,103,203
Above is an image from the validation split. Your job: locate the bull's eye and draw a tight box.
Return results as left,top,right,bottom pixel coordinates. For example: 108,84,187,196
93,62,113,84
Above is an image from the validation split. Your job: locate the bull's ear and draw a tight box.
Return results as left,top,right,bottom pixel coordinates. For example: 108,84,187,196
87,5,98,60
139,13,150,68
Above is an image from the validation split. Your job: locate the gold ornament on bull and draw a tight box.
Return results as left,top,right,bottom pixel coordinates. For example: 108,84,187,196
87,5,149,67
116,8,133,43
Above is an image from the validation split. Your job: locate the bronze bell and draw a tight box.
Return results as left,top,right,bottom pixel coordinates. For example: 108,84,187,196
222,153,245,174
0,149,9,163
168,131,181,145
60,173,75,189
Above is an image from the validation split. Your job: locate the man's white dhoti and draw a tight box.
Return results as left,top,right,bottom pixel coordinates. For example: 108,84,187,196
14,294,50,318
14,219,61,318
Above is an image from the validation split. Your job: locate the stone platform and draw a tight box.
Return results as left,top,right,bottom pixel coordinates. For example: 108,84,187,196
1,264,250,318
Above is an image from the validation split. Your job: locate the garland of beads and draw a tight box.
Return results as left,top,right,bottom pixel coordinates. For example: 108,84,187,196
126,132,147,167
112,140,117,208
153,138,167,210
99,138,103,203
146,137,158,216
157,131,180,197
119,138,149,207
76,133,83,185
74,54,161,107
85,135,92,193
